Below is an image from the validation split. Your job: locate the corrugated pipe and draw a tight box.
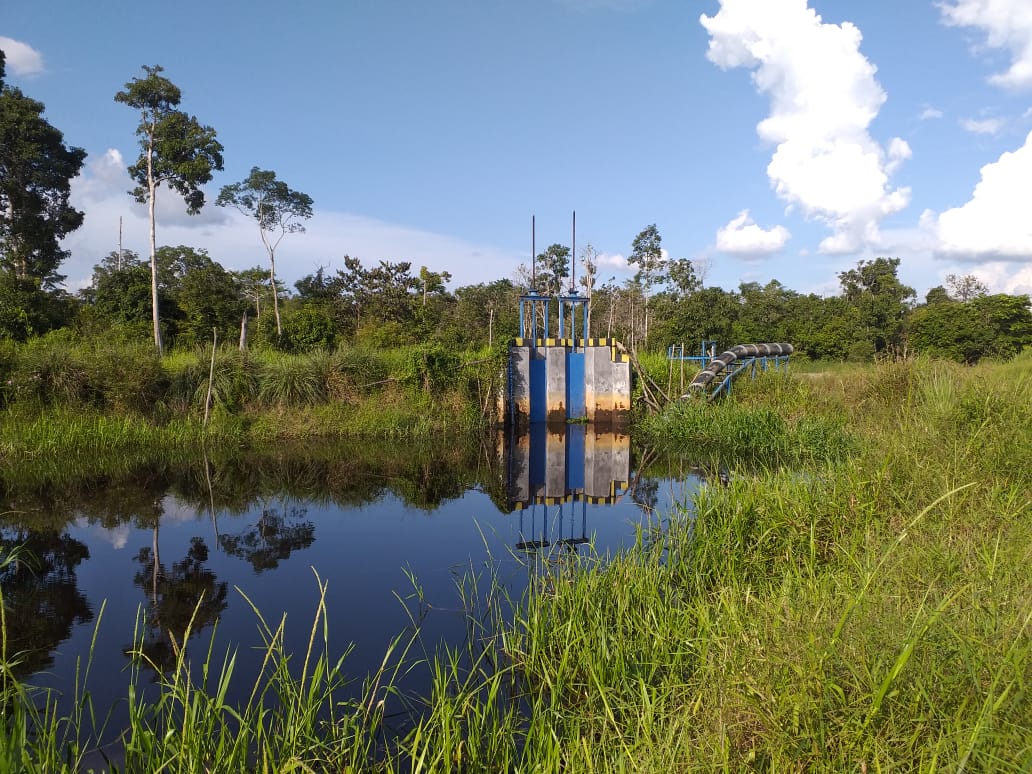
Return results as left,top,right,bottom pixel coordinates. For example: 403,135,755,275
687,343,793,391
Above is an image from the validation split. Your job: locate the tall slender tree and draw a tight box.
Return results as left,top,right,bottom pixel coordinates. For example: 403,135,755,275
217,168,313,338
115,65,223,353
628,224,666,343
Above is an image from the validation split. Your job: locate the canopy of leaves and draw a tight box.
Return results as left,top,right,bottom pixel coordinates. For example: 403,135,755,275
0,50,86,287
216,167,313,233
115,65,224,212
535,244,570,296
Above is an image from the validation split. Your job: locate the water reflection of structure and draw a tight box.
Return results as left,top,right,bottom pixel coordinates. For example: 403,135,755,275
501,423,630,554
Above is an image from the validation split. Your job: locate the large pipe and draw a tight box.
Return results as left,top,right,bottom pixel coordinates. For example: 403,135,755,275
687,343,794,391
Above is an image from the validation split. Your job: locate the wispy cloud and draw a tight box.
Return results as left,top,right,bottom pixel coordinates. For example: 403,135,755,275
960,116,1005,134
920,105,944,120
0,36,44,76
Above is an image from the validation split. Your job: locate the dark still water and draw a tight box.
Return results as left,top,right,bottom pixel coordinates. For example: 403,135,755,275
0,424,703,729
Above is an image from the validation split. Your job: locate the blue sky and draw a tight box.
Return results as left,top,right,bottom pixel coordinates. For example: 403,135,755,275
3,0,1032,299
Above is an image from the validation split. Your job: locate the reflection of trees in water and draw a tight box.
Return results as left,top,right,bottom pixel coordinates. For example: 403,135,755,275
130,536,227,674
629,476,660,513
0,530,92,676
0,465,171,534
218,504,315,573
1,438,491,540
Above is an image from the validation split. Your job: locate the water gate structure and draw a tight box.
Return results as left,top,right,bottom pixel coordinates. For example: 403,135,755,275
499,423,630,554
503,280,795,421
505,291,632,427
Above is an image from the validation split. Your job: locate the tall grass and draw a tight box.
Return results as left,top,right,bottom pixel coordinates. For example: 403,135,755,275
0,341,502,473
401,357,1031,770
0,567,421,773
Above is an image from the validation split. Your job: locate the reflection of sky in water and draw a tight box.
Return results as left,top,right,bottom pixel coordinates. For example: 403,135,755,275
15,429,703,736
74,517,130,549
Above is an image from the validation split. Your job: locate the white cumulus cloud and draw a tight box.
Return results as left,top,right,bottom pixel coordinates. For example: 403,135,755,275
920,105,945,120
715,210,791,256
936,130,1032,260
940,0,1032,89
0,36,44,76
700,0,911,255
968,262,1032,294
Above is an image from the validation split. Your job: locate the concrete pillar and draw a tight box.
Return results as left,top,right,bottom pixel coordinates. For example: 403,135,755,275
611,355,631,426
586,345,615,423
546,346,567,423
584,346,598,419
509,345,531,424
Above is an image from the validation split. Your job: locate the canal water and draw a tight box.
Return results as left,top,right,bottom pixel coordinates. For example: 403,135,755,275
0,424,705,733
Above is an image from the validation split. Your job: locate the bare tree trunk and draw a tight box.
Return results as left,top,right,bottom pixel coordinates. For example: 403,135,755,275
643,293,650,344
260,227,282,338
269,255,281,337
239,309,248,351
204,328,217,428
147,154,163,354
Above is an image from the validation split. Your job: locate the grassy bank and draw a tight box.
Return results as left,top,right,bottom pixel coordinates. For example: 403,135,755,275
2,355,1030,771
0,338,500,482
405,355,1031,770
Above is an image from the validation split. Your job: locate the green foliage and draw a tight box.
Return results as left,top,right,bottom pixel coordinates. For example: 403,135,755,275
534,243,571,296
837,257,916,355
325,346,390,399
1,359,1029,771
0,52,87,287
398,343,461,393
0,575,400,772
165,347,258,415
81,250,154,328
216,168,313,338
283,304,336,352
7,333,90,408
0,275,75,342
114,66,224,214
907,293,1031,363
158,245,245,348
640,393,853,466
628,223,665,292
0,339,15,407
5,333,168,415
83,340,167,414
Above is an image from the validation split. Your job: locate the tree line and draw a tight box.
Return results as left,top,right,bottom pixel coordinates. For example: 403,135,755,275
1,54,1029,363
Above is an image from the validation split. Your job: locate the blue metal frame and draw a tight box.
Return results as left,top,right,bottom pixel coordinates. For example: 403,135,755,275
669,341,792,399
